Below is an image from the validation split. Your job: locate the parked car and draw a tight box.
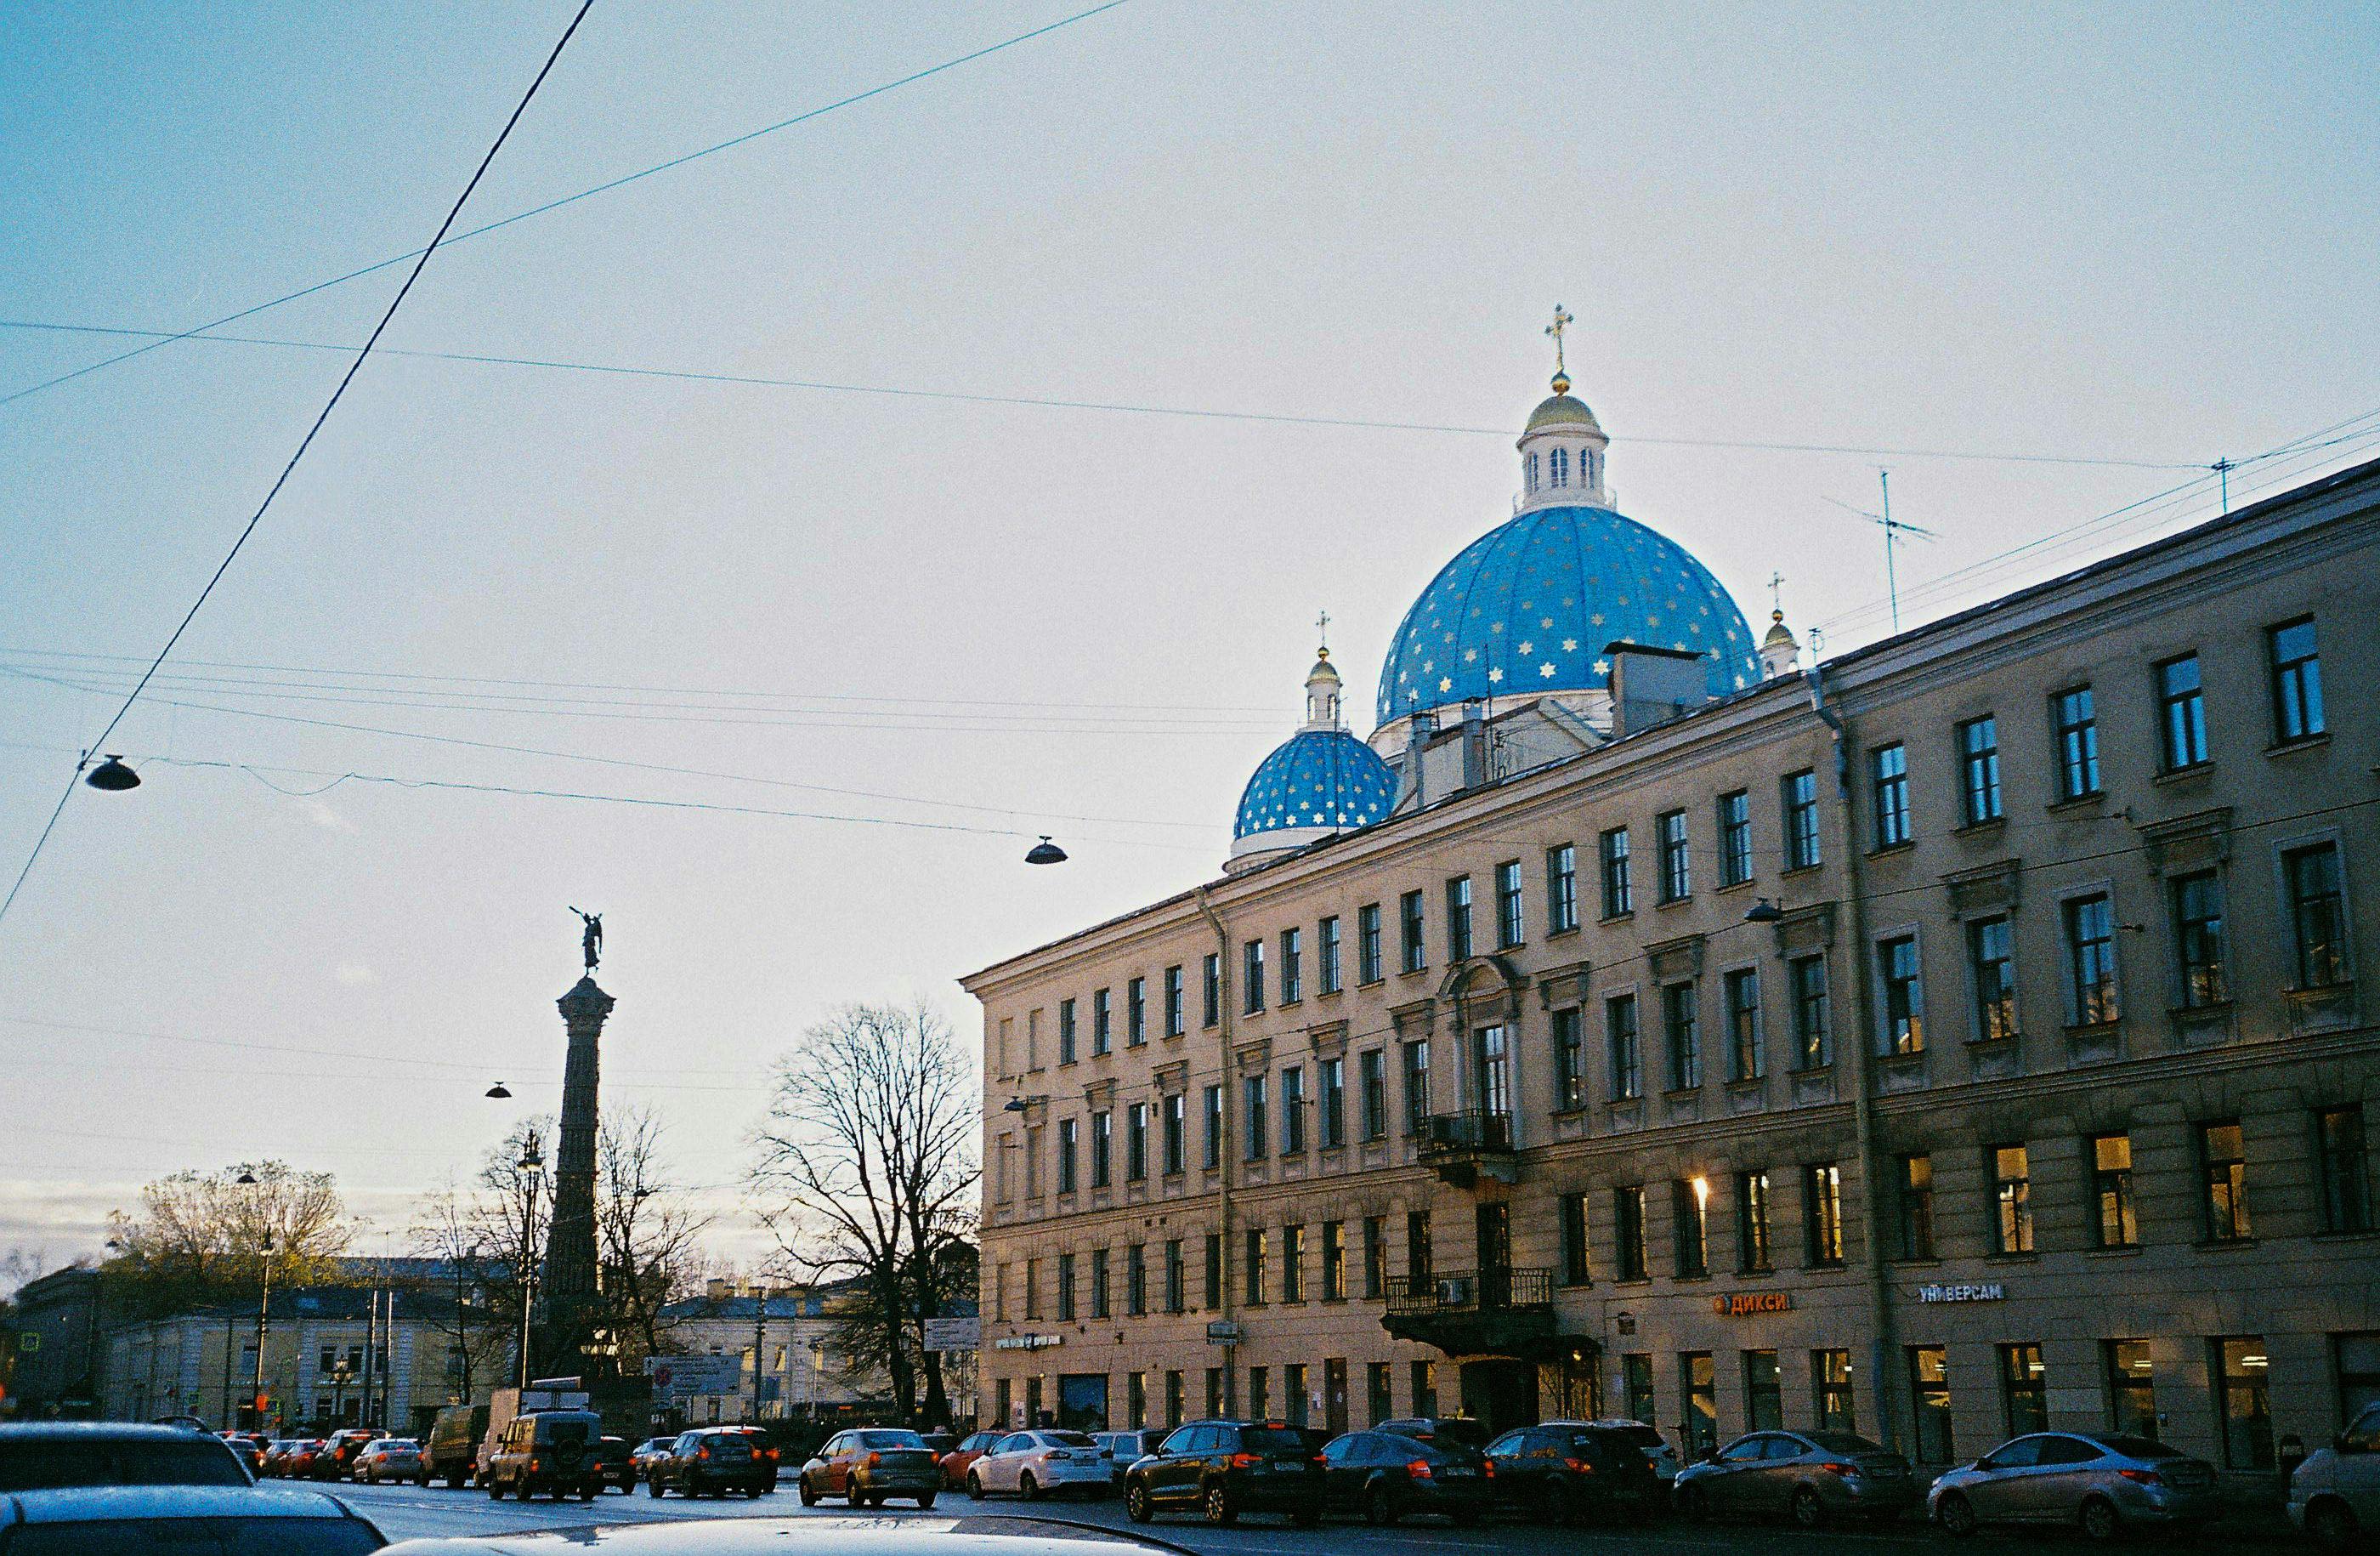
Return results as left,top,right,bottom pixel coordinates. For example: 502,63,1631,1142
1929,1431,2217,1540
480,1410,606,1502
938,1430,1001,1489
218,1433,271,1476
354,1439,424,1485
720,1425,782,1491
2290,1400,2380,1547
966,1430,1111,1502
1377,1417,1493,1453
269,1440,327,1479
320,1428,387,1480
629,1437,677,1483
1484,1420,1663,1525
1584,1418,1683,1482
649,1428,773,1499
373,1514,1194,1553
799,1428,941,1508
1121,1420,1323,1527
0,1422,255,1490
0,1484,386,1554
1318,1428,1493,1526
1092,1430,1162,1490
585,1435,636,1494
1676,1428,1917,1527
421,1405,488,1489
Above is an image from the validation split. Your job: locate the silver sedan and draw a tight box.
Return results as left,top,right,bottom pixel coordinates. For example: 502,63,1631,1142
1928,1431,2218,1539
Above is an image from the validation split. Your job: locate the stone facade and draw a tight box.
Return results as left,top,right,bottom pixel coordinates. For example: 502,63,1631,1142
965,457,2380,1481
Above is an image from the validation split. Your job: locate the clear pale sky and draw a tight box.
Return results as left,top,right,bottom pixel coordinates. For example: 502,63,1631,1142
4,1,2377,1277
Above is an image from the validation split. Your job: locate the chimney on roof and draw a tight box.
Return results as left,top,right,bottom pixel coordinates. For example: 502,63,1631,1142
1397,708,1436,811
1460,701,1489,790
1606,642,1712,737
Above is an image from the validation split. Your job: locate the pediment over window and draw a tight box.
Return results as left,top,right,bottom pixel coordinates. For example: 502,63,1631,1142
1645,933,1704,983
2137,806,2234,876
1941,859,2021,919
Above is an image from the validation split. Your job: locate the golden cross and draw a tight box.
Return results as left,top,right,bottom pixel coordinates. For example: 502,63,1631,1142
1769,571,1785,616
1315,609,1331,653
1544,304,1574,377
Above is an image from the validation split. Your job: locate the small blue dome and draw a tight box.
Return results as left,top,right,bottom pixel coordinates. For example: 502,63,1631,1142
1378,504,1761,725
1233,729,1398,843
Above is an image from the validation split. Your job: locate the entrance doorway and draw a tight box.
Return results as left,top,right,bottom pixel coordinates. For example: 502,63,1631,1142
1475,1202,1512,1307
1057,1372,1110,1431
1458,1358,1537,1434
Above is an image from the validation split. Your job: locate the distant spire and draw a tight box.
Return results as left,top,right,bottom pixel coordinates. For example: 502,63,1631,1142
1544,304,1575,395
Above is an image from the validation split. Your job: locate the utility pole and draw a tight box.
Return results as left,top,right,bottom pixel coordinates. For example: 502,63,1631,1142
516,1133,544,1389
751,1286,769,1423
2213,457,2235,514
250,1231,274,1431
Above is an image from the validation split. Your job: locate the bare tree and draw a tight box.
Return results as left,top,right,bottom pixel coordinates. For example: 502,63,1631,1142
595,1105,713,1369
752,1001,978,1425
469,1119,552,1381
107,1162,348,1315
405,1179,513,1401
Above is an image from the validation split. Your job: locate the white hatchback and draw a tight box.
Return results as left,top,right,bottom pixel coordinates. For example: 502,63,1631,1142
966,1430,1113,1500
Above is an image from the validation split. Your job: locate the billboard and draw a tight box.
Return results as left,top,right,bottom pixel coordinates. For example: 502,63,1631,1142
922,1316,981,1352
644,1354,745,1399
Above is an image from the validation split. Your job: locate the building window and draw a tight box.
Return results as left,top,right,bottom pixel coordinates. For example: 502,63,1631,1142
1999,1343,2048,1436
1908,1347,1954,1464
1600,826,1634,917
2172,871,2228,1008
1782,769,1821,869
1607,993,1642,1100
1318,916,1341,996
1991,1144,2032,1253
1967,916,2017,1041
2201,1121,2251,1241
1411,1360,1438,1418
2064,893,2120,1025
2214,1337,2275,1469
1202,1084,1222,1171
1248,1366,1268,1420
1359,1049,1387,1139
1204,1366,1223,1417
1549,445,1568,486
1203,1235,1222,1312
1803,1163,1844,1265
1279,928,1302,1004
1092,988,1112,1055
1126,1102,1149,1182
2336,1334,2380,1429
1623,1354,1656,1427
1163,1093,1185,1175
1122,977,1144,1048
1813,1349,1856,1433
1547,843,1578,933
1058,998,1077,1065
2318,1105,2372,1233
1163,965,1184,1037
1023,1258,1040,1319
2158,654,2207,769
1680,1353,1718,1457
1402,1039,1431,1133
2090,1133,2137,1247
1241,940,1265,1014
1319,1057,1345,1149
1320,1220,1345,1301
1744,1349,1784,1431
1357,903,1383,984
1091,1247,1111,1318
1406,1210,1432,1283
1663,981,1700,1091
1551,1007,1585,1110
1673,1178,1710,1278
1057,1118,1079,1195
1362,1216,1385,1298
1658,809,1692,902
1524,451,1539,493
1735,1170,1772,1272
1091,1110,1112,1188
1399,890,1426,973
1201,954,1220,1028
2270,616,2324,743
1243,1228,1267,1306
2054,686,2100,799
1723,968,1763,1082
1896,1153,1935,1260
1879,933,1924,1054
1164,1240,1184,1314
1164,1370,1184,1428
1057,1252,1077,1320
1495,860,1525,947
1243,1076,1267,1162
1280,1225,1306,1303
1366,1362,1392,1426
1718,790,1753,887
2286,842,2349,989
1788,954,1830,1069
1472,1024,1510,1118
1446,876,1474,961
2106,1340,2156,1438
1870,743,1911,848
1958,715,2003,824
1615,1185,1647,1281
1559,1192,1591,1285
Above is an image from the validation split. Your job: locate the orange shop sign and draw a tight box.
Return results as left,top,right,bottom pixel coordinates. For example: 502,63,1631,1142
1713,1291,1794,1317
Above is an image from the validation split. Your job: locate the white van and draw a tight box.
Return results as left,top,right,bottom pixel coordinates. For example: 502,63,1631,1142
2288,1400,2380,1547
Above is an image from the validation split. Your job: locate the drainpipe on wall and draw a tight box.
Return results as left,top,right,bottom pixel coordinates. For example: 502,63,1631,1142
1805,665,1901,1451
1194,883,1237,1417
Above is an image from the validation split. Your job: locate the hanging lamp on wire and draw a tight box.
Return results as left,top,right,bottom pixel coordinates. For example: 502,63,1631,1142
1024,835,1068,866
84,753,140,792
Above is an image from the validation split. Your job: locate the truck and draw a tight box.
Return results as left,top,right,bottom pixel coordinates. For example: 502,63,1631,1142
422,1403,490,1487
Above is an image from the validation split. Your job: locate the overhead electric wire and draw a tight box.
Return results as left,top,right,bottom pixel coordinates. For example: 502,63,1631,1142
0,317,2204,471
0,0,597,935
0,1,1132,412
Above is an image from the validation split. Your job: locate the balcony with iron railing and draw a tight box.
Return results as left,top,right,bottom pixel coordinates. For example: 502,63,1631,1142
1414,1108,1516,1186
1380,1266,1555,1355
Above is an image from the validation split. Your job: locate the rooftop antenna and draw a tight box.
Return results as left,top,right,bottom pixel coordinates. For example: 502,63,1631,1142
1824,469,1937,632
2212,457,2234,514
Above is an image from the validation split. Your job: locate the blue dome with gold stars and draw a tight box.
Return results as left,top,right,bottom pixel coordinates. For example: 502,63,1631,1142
1233,728,1397,843
1376,504,1760,725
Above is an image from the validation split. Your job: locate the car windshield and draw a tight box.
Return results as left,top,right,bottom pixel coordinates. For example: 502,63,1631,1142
3,1517,385,1556
2097,1436,2174,1459
1041,1432,1096,1448
1804,1432,1885,1454
1242,1428,1307,1454
857,1430,926,1449
0,1439,250,1491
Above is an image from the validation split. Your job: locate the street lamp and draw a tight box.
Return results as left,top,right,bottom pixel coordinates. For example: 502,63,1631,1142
84,754,140,791
1744,898,1784,923
484,1082,513,1099
514,1133,545,1389
251,1229,275,1432
1024,836,1068,865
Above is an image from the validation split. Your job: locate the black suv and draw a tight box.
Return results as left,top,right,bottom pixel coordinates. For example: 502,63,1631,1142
1485,1421,1663,1524
647,1428,772,1498
1123,1420,1322,1527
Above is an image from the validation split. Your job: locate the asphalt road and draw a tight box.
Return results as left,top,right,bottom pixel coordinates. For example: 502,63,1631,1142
331,1478,2273,1553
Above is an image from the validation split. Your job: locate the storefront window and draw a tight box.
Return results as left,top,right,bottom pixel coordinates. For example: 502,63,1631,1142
1623,1353,1656,1428
2105,1340,2156,1439
2337,1333,2380,1427
1680,1352,1717,1456
1813,1349,1855,1433
2214,1337,2275,1469
1743,1349,1782,1431
1907,1346,1953,1463
1999,1343,2048,1436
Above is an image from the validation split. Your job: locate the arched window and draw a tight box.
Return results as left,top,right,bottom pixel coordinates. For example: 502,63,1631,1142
1524,453,1538,493
1586,450,1599,491
1549,446,1569,487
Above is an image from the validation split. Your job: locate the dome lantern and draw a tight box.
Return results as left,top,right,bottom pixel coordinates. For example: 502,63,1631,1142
1517,304,1610,511
1227,635,1397,874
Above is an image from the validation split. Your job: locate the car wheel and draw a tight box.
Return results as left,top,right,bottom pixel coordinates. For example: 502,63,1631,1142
2079,1496,2122,1542
1126,1482,1153,1523
1365,1480,1399,1526
648,1475,665,1497
797,1473,819,1506
1020,1472,1041,1502
1204,1479,1236,1526
917,1492,937,1509
1678,1483,1711,1523
2307,1498,2361,1549
1792,1485,1828,1529
580,1485,597,1502
1935,1491,1977,1537
487,1476,505,1500
967,1472,984,1501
